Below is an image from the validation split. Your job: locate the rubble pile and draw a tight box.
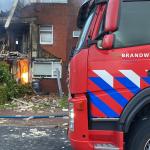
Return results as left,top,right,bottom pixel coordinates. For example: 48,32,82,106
9,95,63,113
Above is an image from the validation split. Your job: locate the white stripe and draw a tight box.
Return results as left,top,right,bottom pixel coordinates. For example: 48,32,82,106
93,70,114,87
119,70,140,88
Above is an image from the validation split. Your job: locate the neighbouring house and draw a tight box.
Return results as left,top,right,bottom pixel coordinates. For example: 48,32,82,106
0,0,84,94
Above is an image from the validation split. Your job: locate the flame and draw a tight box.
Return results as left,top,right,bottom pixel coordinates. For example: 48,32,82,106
17,59,29,84
21,72,29,84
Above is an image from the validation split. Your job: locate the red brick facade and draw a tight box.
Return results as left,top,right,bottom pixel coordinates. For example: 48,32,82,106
20,1,84,94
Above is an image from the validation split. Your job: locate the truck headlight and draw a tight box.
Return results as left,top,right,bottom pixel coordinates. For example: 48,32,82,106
69,103,74,131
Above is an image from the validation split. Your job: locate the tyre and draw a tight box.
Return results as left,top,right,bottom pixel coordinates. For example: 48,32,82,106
126,118,150,150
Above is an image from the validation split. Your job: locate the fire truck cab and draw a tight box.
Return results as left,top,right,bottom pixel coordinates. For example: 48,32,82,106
68,0,150,149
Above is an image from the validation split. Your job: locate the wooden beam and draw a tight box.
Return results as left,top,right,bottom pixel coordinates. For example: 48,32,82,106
5,0,19,29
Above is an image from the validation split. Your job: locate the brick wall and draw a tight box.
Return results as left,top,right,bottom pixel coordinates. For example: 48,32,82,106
21,0,84,94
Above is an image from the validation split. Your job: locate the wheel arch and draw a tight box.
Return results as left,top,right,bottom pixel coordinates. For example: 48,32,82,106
120,87,150,133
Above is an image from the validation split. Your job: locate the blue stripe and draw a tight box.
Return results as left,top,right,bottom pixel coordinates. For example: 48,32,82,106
88,91,119,118
143,77,150,85
116,77,140,94
90,77,128,107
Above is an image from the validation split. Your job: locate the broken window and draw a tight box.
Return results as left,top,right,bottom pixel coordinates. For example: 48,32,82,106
40,26,53,45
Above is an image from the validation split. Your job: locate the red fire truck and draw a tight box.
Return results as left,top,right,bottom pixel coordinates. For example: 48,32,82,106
68,0,150,149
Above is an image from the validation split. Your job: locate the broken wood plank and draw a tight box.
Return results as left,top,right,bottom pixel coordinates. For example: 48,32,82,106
5,0,19,29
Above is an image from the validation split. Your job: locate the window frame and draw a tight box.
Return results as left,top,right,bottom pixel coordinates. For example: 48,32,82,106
72,31,81,38
73,9,96,55
32,59,62,79
39,25,53,45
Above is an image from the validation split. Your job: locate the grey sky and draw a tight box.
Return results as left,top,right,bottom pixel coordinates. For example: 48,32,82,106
0,0,14,11
0,0,31,12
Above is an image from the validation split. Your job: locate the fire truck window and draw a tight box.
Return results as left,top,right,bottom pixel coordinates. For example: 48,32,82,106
74,10,95,53
114,1,150,48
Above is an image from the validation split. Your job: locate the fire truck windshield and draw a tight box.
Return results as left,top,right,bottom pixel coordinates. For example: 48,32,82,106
114,1,150,48
73,10,95,55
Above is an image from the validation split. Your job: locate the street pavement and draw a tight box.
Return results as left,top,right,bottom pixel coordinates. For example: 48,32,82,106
0,126,72,150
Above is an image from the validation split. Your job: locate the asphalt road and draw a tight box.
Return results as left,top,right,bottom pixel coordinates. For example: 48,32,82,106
0,126,72,150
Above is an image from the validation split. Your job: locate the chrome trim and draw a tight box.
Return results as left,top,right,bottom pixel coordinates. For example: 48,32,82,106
91,118,119,121
94,144,119,150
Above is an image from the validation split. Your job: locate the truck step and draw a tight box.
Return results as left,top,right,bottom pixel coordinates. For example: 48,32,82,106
94,144,119,150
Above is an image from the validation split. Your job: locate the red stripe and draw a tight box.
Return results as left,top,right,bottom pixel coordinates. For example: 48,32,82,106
88,75,133,101
114,79,134,100
88,80,123,115
141,78,150,89
93,92,123,115
88,79,101,91
90,103,106,118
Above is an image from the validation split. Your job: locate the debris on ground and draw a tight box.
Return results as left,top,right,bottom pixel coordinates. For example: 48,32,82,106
22,128,49,138
0,119,7,124
0,94,68,113
62,123,68,127
62,109,68,112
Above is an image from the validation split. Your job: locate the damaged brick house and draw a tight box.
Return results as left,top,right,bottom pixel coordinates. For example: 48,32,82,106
0,0,84,94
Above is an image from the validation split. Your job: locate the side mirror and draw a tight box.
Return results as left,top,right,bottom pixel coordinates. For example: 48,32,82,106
98,34,114,50
77,0,90,29
104,0,120,32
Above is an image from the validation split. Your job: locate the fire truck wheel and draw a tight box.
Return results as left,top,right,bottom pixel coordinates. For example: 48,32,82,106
126,118,150,150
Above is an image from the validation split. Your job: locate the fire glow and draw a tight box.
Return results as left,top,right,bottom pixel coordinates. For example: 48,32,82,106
21,72,29,84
